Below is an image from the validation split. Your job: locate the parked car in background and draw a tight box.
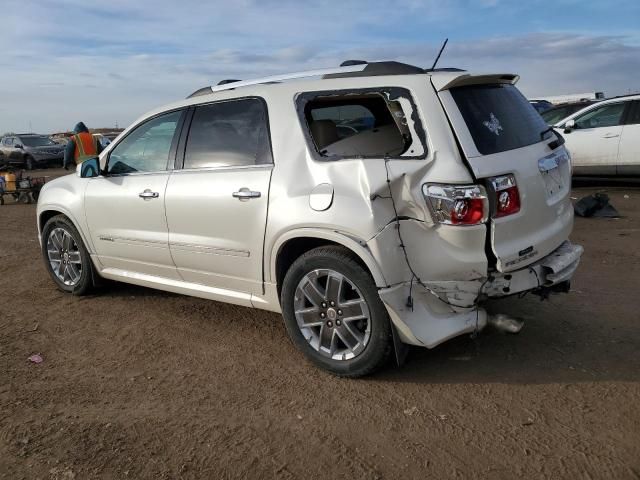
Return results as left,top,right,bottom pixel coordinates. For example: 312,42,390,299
0,134,65,169
52,135,70,145
553,94,640,176
541,100,599,126
542,92,605,104
37,61,582,376
529,99,553,113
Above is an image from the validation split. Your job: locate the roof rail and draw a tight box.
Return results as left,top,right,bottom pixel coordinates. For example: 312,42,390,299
186,64,368,98
340,60,368,66
217,79,241,85
324,60,424,79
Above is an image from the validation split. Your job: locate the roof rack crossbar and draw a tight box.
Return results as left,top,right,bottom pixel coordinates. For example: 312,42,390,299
188,64,368,98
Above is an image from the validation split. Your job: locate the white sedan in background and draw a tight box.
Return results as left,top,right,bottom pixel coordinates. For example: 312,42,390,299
553,94,640,176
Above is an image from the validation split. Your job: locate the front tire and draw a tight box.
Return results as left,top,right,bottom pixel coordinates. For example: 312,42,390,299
41,215,95,295
281,246,391,377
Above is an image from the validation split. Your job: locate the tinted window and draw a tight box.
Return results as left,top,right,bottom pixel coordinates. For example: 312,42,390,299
574,103,626,129
625,101,640,125
184,98,272,169
451,84,548,155
108,110,182,174
20,136,57,147
542,103,596,125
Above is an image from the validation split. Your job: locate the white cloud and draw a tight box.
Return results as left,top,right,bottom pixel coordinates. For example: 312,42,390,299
0,0,638,132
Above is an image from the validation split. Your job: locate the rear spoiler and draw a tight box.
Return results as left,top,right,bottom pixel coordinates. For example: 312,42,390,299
431,73,520,91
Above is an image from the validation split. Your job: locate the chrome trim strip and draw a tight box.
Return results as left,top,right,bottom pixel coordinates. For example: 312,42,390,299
173,164,273,174
170,242,250,257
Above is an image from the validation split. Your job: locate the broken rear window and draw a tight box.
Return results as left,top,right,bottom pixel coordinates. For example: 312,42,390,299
296,88,426,160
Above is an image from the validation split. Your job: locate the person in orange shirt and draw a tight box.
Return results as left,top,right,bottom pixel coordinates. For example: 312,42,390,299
63,122,103,170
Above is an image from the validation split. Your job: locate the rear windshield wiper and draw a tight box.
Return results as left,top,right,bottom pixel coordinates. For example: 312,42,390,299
540,126,554,140
540,126,565,150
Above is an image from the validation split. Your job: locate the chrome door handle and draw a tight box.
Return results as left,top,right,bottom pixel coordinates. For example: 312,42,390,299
139,189,159,199
603,133,620,138
232,188,261,200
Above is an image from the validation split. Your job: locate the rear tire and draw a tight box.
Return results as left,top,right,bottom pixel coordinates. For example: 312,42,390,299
281,246,391,377
41,215,95,295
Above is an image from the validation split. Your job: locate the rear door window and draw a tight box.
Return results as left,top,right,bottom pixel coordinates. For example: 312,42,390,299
183,98,272,169
626,101,640,125
450,84,548,155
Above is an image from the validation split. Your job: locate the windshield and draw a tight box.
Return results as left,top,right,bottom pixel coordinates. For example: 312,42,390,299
20,136,57,147
541,107,572,125
450,84,548,155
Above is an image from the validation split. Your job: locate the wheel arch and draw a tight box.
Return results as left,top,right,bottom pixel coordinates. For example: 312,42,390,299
38,208,94,255
270,229,387,298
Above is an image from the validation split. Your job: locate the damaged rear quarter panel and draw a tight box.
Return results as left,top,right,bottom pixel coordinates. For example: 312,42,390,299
262,77,487,293
367,219,488,289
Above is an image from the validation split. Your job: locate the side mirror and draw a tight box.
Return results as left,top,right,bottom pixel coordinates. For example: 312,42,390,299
563,119,576,134
15,144,23,149
79,157,101,178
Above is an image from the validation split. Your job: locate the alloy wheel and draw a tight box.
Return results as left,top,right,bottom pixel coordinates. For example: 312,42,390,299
294,269,371,361
46,227,82,286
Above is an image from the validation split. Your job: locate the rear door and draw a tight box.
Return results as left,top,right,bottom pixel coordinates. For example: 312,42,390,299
436,78,573,272
560,101,627,175
165,97,273,297
617,100,640,176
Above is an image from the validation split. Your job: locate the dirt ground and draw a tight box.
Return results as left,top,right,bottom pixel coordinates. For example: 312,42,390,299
1,169,639,479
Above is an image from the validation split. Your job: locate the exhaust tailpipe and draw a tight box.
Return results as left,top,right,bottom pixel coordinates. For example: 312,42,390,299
487,314,524,334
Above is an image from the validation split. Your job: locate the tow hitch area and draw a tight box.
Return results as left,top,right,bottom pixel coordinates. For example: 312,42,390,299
483,241,583,298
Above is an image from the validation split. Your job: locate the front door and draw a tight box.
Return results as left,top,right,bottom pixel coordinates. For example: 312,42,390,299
165,98,273,295
562,102,626,175
85,109,185,279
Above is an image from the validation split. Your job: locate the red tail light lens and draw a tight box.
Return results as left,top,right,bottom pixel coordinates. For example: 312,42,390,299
451,198,486,224
490,174,520,218
423,184,488,226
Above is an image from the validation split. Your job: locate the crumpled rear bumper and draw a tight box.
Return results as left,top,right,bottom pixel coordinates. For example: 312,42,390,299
483,240,583,297
378,240,583,348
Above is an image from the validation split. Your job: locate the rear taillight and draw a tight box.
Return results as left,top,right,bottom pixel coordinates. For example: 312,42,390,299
489,174,520,218
423,184,488,226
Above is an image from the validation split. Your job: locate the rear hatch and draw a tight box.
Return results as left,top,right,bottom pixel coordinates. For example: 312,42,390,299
433,74,573,272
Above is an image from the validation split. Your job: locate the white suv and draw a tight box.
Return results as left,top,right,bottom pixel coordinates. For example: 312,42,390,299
552,94,640,176
37,61,583,376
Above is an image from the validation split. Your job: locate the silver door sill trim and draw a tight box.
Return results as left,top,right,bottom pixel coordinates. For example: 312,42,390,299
99,267,254,307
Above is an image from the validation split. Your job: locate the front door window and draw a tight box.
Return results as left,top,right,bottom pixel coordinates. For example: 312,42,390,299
108,110,182,174
574,103,626,129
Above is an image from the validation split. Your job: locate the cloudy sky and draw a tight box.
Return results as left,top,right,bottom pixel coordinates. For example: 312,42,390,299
1,0,639,133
